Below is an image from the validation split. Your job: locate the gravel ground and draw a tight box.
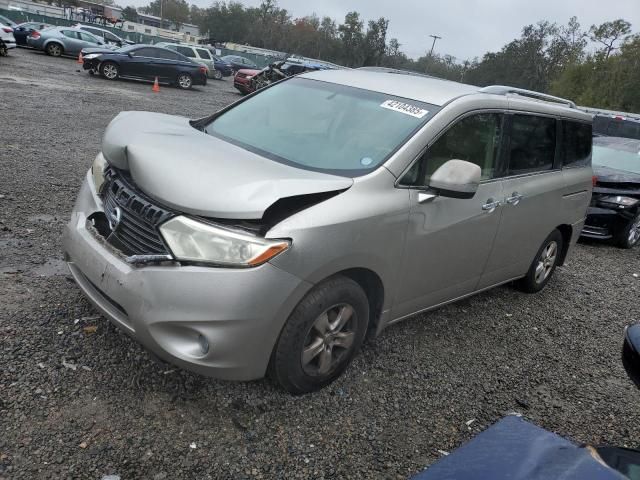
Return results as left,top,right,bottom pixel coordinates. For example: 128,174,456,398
2,47,640,480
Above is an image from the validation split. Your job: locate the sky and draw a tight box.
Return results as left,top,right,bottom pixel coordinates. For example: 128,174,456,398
131,0,640,60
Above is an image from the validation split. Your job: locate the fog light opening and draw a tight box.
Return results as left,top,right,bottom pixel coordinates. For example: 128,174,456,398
197,334,209,355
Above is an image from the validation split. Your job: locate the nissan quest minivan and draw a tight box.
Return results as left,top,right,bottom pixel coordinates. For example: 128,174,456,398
63,69,593,393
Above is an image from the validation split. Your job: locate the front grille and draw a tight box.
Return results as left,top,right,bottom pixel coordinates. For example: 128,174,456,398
100,169,174,256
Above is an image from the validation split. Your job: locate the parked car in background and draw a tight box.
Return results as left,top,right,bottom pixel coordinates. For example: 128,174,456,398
75,24,133,47
581,107,640,140
155,42,231,79
221,54,257,71
582,136,640,248
250,59,329,92
64,72,592,394
233,68,260,94
82,44,207,89
0,21,16,54
12,22,50,46
27,26,107,57
0,14,16,27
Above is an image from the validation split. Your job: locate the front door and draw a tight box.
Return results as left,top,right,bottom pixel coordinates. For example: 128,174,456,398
393,112,506,319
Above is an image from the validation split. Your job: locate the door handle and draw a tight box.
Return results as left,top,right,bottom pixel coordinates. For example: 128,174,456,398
482,199,501,213
505,192,524,206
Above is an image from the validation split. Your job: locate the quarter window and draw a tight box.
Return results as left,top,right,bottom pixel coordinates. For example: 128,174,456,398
401,113,503,186
507,115,556,175
561,121,592,168
176,46,196,58
196,48,211,60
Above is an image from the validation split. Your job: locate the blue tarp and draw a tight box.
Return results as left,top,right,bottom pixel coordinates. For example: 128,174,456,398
413,416,626,480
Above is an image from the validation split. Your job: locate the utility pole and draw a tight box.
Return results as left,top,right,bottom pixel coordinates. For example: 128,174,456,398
428,34,442,58
159,0,163,30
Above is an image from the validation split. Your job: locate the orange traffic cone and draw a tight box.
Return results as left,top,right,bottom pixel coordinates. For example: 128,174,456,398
77,52,83,64
152,77,160,93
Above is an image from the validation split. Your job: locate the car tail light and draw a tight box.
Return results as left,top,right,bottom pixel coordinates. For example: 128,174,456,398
2,27,12,33
199,66,206,74
592,175,598,187
30,30,40,38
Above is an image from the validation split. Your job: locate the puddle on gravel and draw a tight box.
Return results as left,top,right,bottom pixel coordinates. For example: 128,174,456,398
27,214,57,223
32,258,68,277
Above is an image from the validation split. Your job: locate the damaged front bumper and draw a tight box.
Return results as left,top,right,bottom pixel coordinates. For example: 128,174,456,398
62,171,312,380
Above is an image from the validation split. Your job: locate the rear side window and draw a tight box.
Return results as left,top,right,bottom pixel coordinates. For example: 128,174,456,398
62,30,79,39
507,115,556,175
401,113,503,186
78,32,99,43
176,46,196,58
606,119,640,140
131,47,157,57
561,121,592,168
155,49,182,61
196,48,211,60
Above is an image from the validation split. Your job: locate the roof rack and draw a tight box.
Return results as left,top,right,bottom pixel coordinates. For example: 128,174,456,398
479,85,576,109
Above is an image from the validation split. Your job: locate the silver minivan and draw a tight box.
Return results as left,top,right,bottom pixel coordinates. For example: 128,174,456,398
63,69,593,393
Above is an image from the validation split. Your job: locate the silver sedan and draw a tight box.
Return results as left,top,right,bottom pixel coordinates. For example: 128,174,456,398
27,26,109,57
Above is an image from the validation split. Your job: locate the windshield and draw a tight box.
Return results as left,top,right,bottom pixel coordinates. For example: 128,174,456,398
593,145,640,174
205,77,438,176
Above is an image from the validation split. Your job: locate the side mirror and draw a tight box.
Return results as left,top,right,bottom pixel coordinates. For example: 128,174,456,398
429,159,481,199
623,324,640,388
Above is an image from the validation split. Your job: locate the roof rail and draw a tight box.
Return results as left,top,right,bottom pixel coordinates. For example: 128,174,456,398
479,85,576,109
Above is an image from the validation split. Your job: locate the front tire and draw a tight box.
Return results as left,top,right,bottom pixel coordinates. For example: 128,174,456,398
269,276,369,394
616,213,640,249
46,42,63,57
176,73,192,89
100,61,119,80
213,69,223,80
517,230,563,293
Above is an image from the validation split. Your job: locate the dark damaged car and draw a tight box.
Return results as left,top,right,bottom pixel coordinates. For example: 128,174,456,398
583,136,640,248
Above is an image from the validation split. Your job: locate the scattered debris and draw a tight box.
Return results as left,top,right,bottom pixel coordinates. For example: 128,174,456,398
189,442,197,449
79,441,88,449
465,419,476,427
505,313,513,317
633,273,639,278
437,450,450,456
83,325,98,334
81,365,92,372
62,361,77,371
101,475,121,480
37,362,45,369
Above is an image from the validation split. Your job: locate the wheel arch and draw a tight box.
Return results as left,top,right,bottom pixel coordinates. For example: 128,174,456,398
44,40,64,53
555,224,572,266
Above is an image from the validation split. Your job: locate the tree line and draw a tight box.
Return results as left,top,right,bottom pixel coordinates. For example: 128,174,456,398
119,0,639,112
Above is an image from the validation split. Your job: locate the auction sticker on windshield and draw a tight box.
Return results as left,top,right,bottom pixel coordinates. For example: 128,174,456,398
380,100,429,118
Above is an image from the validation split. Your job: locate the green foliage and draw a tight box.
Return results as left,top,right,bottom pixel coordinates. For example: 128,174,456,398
120,6,138,22
140,0,190,28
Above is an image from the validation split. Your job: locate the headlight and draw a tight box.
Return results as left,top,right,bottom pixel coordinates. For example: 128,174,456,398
599,195,640,208
83,53,102,60
160,216,290,267
91,152,107,193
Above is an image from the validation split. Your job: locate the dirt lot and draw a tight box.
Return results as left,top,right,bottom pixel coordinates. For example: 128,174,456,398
1,47,640,480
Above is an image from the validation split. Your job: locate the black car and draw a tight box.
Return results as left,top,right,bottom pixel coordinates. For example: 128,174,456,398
582,136,640,248
81,45,206,89
593,114,640,140
13,22,50,46
220,54,257,72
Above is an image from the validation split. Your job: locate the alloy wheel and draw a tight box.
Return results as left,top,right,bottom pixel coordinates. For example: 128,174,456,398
102,64,118,79
534,240,558,284
48,44,61,56
301,304,357,376
178,74,192,89
628,217,640,246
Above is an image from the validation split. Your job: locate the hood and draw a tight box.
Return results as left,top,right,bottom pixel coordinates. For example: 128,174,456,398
594,165,640,184
82,46,118,55
101,111,353,219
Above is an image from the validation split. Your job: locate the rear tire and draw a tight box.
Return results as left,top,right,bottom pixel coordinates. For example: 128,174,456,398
516,230,563,293
100,61,119,80
213,69,223,80
269,276,369,394
176,73,192,89
46,42,63,57
615,213,640,249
